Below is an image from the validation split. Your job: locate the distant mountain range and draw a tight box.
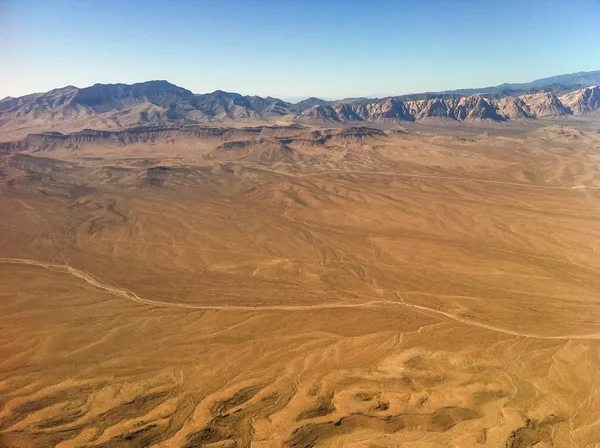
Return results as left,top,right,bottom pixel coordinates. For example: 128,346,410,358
1,70,599,140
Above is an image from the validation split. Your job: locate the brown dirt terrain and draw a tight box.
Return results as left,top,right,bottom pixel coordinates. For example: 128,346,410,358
1,119,600,447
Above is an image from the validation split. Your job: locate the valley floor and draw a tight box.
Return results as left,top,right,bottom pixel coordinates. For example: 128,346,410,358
1,120,600,447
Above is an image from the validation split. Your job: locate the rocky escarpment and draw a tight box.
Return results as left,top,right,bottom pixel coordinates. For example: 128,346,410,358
0,125,387,154
0,125,309,153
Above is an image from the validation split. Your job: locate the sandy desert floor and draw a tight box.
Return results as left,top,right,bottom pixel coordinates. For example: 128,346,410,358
1,119,600,447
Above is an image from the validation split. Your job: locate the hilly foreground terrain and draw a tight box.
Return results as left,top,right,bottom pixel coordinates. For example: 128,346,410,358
1,73,600,447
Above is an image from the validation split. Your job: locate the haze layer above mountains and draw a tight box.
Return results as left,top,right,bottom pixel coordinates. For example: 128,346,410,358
1,70,600,141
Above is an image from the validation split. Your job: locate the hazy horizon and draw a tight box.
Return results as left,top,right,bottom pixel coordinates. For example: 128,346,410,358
2,0,600,99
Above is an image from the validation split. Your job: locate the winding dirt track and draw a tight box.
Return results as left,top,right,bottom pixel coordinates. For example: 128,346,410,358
2,257,599,341
393,294,600,341
0,257,389,311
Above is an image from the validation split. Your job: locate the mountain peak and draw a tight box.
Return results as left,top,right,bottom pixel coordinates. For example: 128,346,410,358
1,70,600,140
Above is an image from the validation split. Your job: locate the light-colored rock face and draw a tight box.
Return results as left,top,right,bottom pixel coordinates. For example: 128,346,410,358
405,99,450,119
518,92,570,117
496,97,533,119
559,86,600,114
360,98,413,120
299,95,503,123
455,96,500,120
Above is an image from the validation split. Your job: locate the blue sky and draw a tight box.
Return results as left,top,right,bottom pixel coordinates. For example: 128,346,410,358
1,0,599,100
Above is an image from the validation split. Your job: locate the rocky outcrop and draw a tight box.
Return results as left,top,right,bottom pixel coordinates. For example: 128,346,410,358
454,96,503,120
496,97,533,119
518,92,571,117
364,98,415,121
559,86,600,115
405,98,452,119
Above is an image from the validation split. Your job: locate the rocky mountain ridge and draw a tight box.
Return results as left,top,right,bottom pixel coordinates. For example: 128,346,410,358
1,71,599,140
298,87,600,123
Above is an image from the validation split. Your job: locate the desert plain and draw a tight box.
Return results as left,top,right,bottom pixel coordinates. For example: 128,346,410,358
1,118,600,447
